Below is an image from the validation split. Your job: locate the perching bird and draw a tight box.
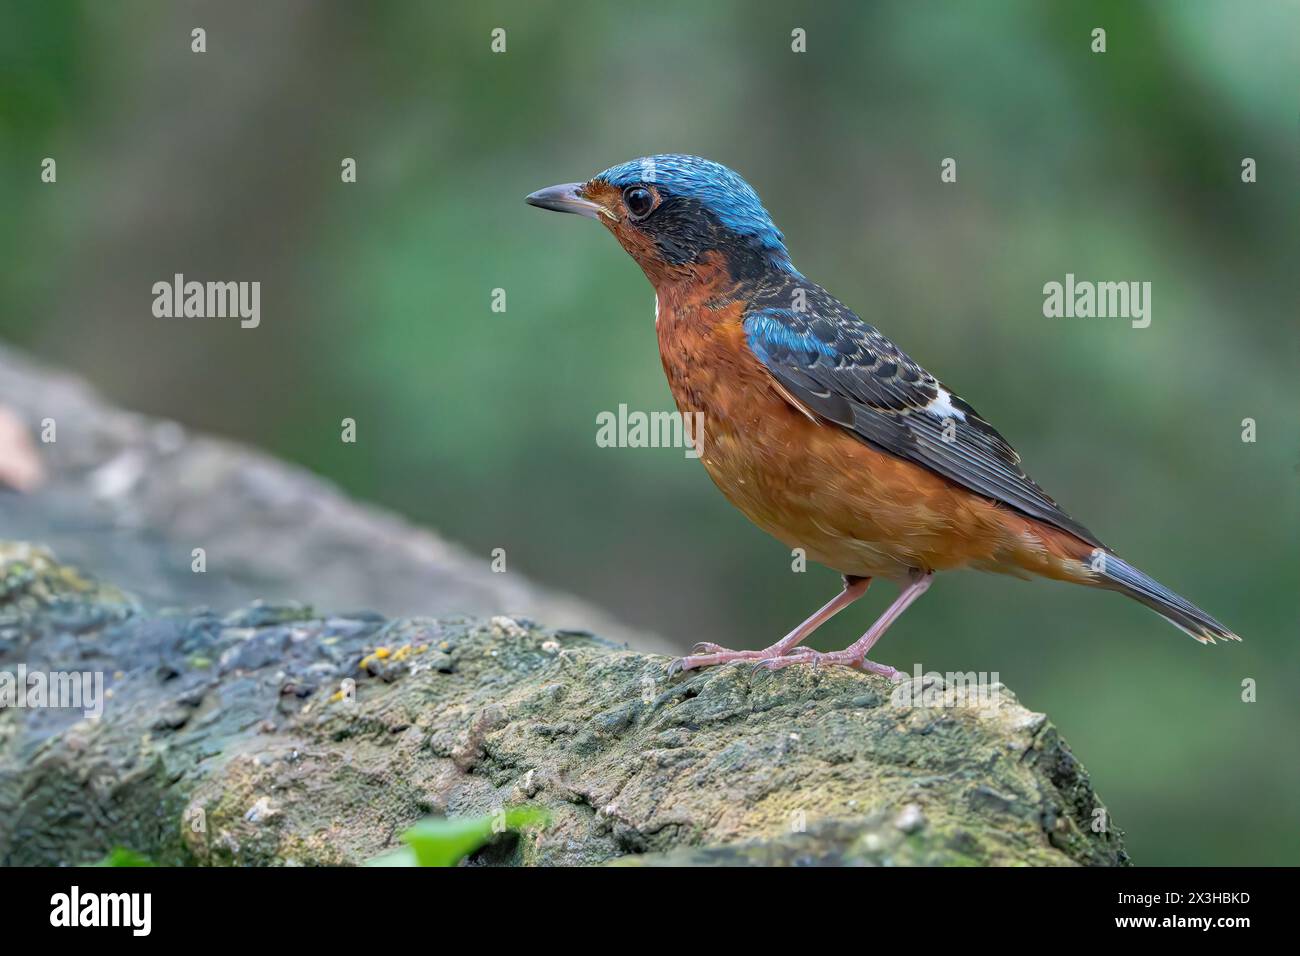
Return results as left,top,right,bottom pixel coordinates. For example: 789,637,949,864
526,155,1239,677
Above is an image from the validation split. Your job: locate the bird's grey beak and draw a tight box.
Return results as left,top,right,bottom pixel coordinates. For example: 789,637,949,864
525,182,605,220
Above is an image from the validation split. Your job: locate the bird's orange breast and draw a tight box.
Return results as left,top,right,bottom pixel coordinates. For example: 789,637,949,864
654,268,1092,584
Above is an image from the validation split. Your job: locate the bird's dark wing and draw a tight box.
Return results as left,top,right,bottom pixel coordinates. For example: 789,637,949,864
742,296,1104,549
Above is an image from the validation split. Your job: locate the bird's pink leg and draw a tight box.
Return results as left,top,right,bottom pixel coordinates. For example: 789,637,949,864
758,570,934,678
668,576,871,675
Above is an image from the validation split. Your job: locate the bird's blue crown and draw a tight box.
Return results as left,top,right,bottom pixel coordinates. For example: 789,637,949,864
595,155,793,272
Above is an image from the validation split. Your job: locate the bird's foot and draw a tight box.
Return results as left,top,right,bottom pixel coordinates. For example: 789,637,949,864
668,643,784,676
690,642,731,654
751,649,902,680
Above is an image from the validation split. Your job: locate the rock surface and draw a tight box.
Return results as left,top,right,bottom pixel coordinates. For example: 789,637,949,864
0,544,1129,866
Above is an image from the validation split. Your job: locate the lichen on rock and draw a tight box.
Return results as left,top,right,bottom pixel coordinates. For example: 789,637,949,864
0,545,1128,866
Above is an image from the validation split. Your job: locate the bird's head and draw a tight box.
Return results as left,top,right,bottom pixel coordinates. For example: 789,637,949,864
526,154,795,286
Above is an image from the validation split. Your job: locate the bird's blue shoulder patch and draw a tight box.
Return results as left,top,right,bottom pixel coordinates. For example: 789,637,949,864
743,309,837,365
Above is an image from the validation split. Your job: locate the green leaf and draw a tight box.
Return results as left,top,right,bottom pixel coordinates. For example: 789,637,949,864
93,847,154,867
365,805,551,867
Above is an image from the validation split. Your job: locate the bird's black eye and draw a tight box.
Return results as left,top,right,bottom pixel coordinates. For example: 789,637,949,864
622,185,655,220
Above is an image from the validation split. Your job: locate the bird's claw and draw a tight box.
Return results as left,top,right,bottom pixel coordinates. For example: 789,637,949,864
748,650,901,679
670,644,899,679
691,641,727,654
668,646,767,676
852,659,904,680
750,650,819,674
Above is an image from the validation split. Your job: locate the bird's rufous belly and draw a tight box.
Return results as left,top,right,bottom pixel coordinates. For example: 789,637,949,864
656,297,1078,582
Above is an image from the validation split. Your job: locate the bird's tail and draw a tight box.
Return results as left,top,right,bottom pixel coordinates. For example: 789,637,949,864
1093,553,1240,645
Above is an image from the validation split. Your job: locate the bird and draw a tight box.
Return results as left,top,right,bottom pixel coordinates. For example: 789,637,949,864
526,155,1239,677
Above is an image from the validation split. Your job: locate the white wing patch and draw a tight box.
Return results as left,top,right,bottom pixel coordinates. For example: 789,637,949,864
925,387,967,421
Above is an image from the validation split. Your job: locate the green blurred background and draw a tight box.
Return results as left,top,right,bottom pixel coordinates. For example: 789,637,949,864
2,0,1297,865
